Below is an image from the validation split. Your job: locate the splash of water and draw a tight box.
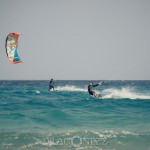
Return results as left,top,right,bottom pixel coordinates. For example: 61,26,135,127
102,88,150,99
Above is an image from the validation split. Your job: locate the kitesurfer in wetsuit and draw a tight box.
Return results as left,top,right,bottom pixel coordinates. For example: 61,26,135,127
88,81,102,98
49,79,54,91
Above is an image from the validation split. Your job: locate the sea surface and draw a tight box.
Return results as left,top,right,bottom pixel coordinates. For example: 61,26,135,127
0,80,150,150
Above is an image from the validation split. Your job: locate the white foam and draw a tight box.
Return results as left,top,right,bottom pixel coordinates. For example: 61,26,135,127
55,85,87,92
35,90,40,94
101,88,150,99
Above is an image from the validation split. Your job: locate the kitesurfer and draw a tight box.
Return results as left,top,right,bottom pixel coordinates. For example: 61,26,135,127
49,79,54,91
88,81,102,98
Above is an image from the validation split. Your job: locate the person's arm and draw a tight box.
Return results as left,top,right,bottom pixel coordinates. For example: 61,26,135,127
93,84,99,87
93,81,103,87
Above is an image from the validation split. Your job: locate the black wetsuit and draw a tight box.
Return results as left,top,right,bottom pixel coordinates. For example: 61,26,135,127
49,80,54,91
88,84,99,95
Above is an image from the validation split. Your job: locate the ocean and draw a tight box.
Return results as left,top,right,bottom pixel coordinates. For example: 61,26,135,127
0,80,150,150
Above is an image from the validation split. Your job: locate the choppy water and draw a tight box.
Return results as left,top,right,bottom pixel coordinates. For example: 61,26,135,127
0,80,150,150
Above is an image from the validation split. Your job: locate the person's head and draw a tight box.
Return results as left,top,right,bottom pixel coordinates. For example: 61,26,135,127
89,81,93,86
51,79,53,81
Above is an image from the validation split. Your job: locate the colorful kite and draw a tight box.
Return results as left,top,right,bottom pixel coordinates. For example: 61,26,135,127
5,32,23,64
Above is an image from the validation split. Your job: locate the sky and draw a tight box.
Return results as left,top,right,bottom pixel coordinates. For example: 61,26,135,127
0,0,150,80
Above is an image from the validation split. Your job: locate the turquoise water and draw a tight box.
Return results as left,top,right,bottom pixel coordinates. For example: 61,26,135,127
0,80,150,150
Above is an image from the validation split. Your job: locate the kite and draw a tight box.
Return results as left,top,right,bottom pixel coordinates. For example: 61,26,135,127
5,32,23,64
